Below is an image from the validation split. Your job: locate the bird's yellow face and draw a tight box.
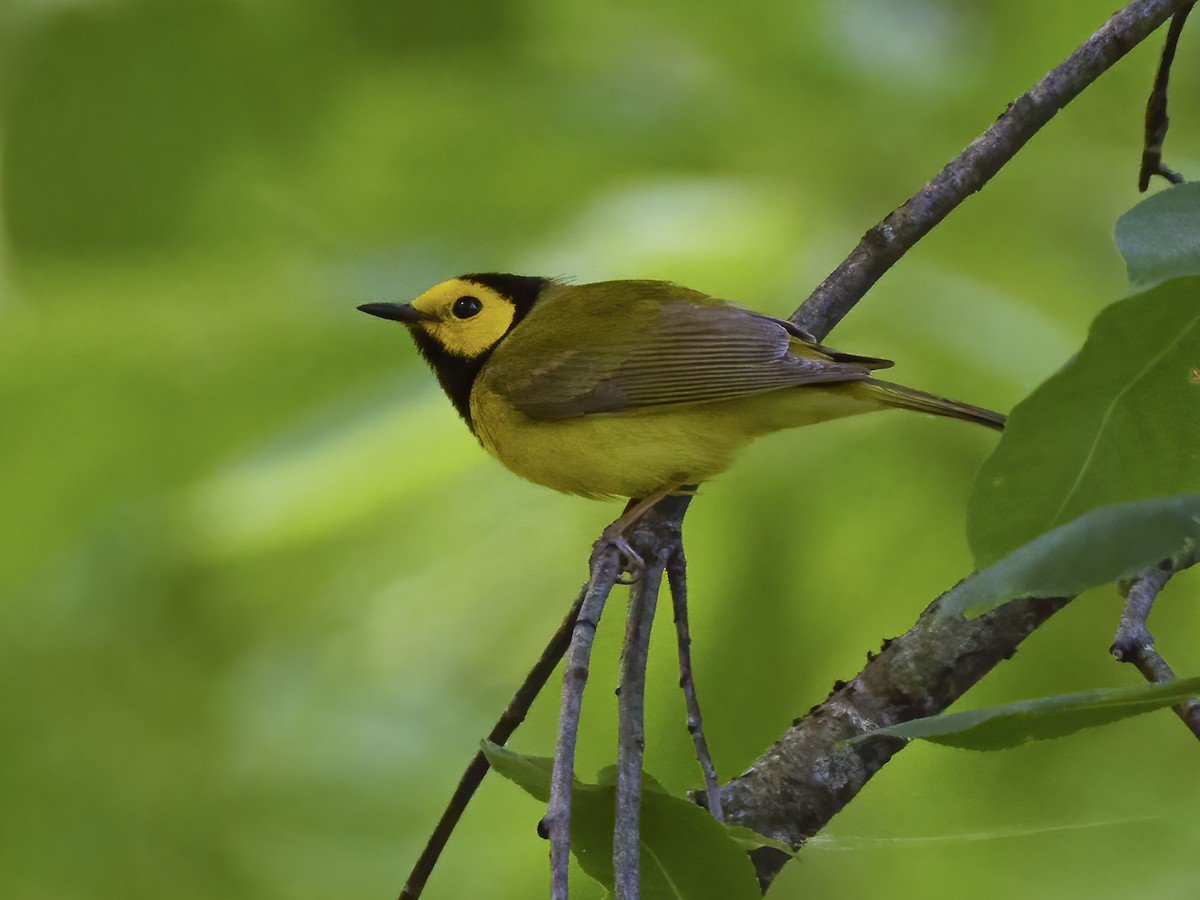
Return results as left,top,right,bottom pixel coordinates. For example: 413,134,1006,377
408,278,517,360
359,273,549,426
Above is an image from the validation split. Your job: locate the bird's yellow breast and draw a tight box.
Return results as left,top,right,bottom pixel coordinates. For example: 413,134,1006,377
469,393,734,499
468,381,881,500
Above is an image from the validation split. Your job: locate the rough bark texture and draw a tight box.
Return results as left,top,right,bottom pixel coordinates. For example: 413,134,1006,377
720,593,1069,888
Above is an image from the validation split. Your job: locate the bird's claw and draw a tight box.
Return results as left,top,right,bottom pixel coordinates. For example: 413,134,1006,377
597,527,644,583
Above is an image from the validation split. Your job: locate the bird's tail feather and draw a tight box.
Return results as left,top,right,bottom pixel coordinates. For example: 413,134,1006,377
860,379,1006,431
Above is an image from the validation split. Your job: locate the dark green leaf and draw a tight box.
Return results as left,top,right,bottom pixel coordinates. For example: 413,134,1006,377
946,494,1200,617
865,678,1200,750
1115,182,1200,292
483,742,762,899
967,280,1200,568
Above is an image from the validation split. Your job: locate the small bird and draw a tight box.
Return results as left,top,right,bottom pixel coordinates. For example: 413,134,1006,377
359,274,1003,546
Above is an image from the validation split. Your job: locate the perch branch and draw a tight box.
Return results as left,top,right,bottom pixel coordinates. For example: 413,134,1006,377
545,545,621,900
613,532,670,899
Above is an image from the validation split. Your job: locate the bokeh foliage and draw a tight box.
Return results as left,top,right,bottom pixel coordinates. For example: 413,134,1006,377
2,1,1198,898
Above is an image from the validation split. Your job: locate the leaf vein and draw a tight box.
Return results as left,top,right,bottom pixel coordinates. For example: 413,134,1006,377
1048,310,1200,529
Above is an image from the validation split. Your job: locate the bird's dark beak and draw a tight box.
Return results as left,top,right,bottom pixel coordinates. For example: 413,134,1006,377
357,302,427,324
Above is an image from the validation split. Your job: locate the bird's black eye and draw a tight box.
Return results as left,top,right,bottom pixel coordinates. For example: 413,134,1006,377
452,295,482,319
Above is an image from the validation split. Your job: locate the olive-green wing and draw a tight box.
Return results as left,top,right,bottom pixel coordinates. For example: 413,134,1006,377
489,288,893,421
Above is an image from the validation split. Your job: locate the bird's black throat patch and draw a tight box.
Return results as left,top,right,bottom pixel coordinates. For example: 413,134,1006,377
412,273,549,431
409,329,490,430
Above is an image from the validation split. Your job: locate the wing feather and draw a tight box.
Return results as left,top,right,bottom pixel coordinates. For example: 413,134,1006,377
486,283,893,421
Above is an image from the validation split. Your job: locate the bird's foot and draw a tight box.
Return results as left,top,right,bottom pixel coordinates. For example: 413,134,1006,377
596,524,644,584
594,486,684,583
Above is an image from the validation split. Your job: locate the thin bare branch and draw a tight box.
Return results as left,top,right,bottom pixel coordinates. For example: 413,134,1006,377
1138,4,1193,190
1111,551,1200,740
667,545,722,822
794,0,1197,341
398,589,586,899
545,546,621,900
613,540,669,899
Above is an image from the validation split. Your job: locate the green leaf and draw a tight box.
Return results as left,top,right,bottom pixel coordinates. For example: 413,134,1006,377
864,678,1200,750
944,494,1200,618
1115,182,1200,292
722,823,796,857
482,742,763,900
481,740,555,802
967,280,1200,568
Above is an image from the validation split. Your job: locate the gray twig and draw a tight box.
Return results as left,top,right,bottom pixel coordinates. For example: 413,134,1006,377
545,545,621,900
613,536,669,899
549,496,692,899
1111,551,1200,741
399,589,586,899
794,0,1196,343
668,544,722,822
1138,3,1193,190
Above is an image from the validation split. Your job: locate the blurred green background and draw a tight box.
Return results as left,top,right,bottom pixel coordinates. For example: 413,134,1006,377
2,1,1198,897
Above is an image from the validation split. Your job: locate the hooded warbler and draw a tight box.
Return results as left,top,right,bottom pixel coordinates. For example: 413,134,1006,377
359,274,1003,534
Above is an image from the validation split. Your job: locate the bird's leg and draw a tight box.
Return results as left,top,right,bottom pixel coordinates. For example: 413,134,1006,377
600,486,684,580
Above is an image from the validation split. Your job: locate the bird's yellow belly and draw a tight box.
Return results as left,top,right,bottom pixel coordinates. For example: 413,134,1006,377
469,386,881,500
